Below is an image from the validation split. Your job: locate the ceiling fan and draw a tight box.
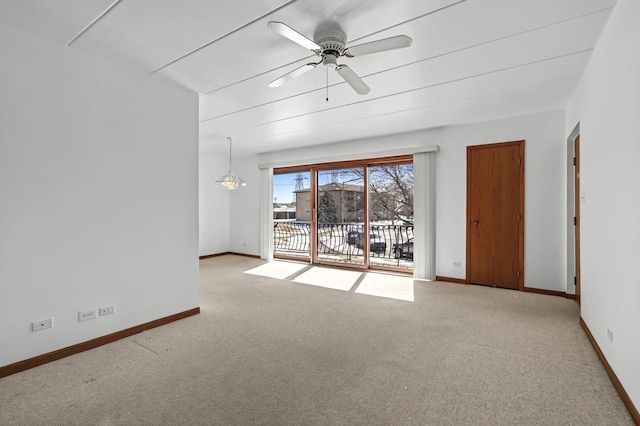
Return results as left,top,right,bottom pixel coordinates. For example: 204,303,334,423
267,20,412,95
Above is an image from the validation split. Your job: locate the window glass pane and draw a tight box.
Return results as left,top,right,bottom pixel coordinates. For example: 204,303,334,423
273,171,310,260
369,163,414,270
316,168,365,266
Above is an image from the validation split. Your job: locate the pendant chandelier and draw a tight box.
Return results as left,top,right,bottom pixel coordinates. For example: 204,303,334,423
215,137,246,190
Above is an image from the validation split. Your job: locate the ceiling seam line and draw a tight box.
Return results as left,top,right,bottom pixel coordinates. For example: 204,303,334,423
201,58,314,95
349,0,468,45
352,7,614,83
149,0,297,75
200,48,592,135
200,46,593,124
247,76,579,142
66,0,123,46
199,6,612,97
201,84,347,123
322,76,581,128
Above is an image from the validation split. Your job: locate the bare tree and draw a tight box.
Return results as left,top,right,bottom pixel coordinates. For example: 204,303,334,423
369,164,413,224
342,164,413,224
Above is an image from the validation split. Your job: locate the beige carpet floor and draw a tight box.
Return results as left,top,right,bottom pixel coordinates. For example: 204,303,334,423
0,255,634,425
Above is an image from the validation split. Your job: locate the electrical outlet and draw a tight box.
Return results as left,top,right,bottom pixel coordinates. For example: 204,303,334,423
99,305,115,316
32,318,53,332
78,309,97,322
607,328,614,342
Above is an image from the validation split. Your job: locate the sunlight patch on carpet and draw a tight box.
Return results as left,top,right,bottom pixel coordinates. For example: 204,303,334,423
244,261,308,280
355,273,414,302
293,267,362,291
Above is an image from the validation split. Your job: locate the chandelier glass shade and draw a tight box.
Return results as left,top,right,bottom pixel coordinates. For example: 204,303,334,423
215,137,246,190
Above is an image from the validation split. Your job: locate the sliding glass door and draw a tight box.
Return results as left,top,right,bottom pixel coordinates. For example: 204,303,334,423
368,164,414,270
315,167,365,267
273,156,414,272
272,170,311,261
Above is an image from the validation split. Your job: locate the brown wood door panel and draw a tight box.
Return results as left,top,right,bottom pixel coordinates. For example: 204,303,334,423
467,141,524,290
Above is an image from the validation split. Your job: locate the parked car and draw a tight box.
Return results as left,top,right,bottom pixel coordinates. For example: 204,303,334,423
393,238,413,260
347,230,361,245
347,231,387,254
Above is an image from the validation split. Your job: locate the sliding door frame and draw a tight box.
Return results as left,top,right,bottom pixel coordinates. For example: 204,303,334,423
263,145,439,280
275,155,413,272
312,163,370,269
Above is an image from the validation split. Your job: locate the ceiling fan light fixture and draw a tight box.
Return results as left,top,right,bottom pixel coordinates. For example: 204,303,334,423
215,137,247,191
323,53,339,68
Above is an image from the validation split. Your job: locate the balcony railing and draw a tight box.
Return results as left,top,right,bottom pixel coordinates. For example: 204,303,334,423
273,222,414,269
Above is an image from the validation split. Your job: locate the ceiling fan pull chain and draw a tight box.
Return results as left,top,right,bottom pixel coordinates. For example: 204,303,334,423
326,66,329,102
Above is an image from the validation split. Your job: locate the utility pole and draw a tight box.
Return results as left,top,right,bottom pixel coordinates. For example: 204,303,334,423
294,174,305,192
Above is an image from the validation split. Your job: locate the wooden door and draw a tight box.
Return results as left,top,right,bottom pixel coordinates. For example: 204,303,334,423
467,141,524,290
574,136,581,303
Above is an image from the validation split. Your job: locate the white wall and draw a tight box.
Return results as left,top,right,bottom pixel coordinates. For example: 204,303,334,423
228,110,567,292
565,0,640,408
0,23,199,367
199,153,230,256
434,111,566,291
228,156,263,255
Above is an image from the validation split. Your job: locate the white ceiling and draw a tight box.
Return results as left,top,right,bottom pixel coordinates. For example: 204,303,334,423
1,0,617,156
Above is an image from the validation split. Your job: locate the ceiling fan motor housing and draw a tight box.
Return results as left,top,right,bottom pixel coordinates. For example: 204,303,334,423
314,27,347,56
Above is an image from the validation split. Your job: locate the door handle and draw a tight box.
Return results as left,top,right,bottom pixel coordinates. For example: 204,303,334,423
472,220,479,226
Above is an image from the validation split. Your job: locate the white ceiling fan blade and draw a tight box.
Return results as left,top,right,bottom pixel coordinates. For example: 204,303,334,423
344,35,412,57
336,65,370,95
269,63,318,88
267,21,321,51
